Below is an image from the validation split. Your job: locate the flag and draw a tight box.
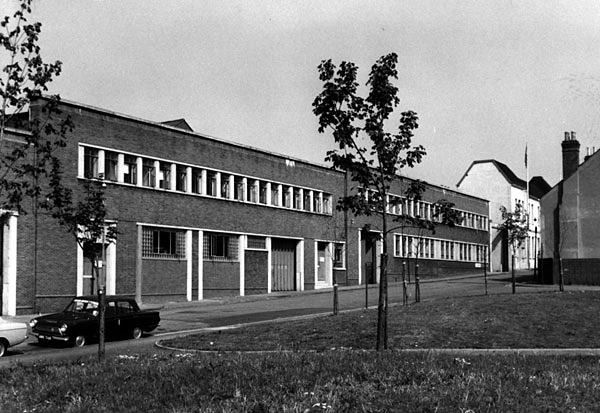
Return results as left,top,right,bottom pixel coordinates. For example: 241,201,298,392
524,144,528,167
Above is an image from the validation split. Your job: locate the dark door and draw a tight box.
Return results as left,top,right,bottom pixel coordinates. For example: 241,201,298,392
271,239,296,291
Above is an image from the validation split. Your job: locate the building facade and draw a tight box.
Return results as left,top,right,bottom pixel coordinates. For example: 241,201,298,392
2,98,490,314
457,160,549,272
541,132,600,285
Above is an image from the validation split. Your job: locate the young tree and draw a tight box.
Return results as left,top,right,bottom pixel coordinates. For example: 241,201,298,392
0,0,66,211
498,204,528,294
313,53,426,350
45,170,117,360
1,0,69,312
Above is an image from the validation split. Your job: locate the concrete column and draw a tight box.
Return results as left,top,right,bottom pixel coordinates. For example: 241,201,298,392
296,239,304,291
265,182,272,205
215,172,221,198
228,175,235,199
298,188,304,210
239,235,245,296
2,214,17,316
106,240,116,295
201,170,207,195
117,153,125,183
186,166,192,194
198,230,204,300
253,180,259,202
186,230,192,301
278,184,283,206
357,229,362,285
97,149,105,178
308,190,314,212
77,242,83,296
170,163,177,192
242,177,247,201
266,237,272,294
136,225,143,304
78,146,85,178
136,158,143,187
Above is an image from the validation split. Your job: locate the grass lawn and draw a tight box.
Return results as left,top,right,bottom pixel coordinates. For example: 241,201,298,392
162,290,600,351
2,352,600,412
3,291,600,412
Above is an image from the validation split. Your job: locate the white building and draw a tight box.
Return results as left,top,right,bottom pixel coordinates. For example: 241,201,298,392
457,160,550,272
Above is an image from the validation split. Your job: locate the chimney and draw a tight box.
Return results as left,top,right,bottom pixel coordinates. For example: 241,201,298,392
562,131,580,179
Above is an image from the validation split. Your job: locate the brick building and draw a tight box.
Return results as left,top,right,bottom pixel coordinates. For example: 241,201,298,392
541,132,600,285
1,98,490,314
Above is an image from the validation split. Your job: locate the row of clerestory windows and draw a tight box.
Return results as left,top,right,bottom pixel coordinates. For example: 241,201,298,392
81,145,333,215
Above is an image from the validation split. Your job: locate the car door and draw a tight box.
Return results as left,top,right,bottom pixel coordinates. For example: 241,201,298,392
104,300,120,338
116,300,136,335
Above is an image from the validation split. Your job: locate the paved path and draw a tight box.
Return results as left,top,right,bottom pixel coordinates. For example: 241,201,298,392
2,270,599,365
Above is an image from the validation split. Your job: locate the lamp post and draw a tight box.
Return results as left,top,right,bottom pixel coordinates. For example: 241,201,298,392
98,174,107,360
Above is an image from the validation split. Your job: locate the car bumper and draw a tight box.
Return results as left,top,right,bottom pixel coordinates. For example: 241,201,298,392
33,332,70,342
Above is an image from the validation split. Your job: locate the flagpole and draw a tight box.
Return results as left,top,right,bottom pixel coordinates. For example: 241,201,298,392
525,143,530,269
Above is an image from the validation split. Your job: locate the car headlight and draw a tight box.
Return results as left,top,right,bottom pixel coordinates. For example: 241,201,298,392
58,323,68,334
29,319,38,328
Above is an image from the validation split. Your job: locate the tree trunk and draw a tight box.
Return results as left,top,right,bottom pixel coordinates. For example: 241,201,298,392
511,253,516,294
376,211,388,351
91,256,106,361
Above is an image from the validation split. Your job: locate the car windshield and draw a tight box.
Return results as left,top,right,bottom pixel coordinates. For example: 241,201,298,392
64,299,99,314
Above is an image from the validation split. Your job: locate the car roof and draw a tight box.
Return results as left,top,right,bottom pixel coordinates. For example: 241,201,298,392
73,295,136,301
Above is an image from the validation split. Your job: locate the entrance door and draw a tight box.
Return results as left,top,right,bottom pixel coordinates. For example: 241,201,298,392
271,239,296,291
316,242,331,288
82,243,109,295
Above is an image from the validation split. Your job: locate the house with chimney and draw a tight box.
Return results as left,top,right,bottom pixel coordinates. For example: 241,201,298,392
540,132,600,285
457,160,550,272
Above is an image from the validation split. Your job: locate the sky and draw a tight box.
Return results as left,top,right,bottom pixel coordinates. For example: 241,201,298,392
11,0,600,188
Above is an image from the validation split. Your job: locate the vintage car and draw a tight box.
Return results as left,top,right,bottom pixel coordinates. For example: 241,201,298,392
0,318,28,357
29,295,160,347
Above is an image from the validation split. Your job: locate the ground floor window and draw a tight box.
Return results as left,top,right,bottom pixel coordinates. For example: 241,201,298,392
142,227,186,259
333,243,345,268
204,233,239,261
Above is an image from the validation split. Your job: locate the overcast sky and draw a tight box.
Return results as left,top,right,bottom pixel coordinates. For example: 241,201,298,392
19,0,600,188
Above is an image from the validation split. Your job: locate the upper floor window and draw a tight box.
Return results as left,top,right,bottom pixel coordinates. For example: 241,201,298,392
283,185,291,208
142,159,155,187
271,185,279,206
259,181,267,204
84,147,99,179
176,165,187,192
207,171,218,196
191,168,202,194
221,174,231,199
159,162,171,190
234,176,244,201
105,151,118,181
303,190,311,212
123,155,137,184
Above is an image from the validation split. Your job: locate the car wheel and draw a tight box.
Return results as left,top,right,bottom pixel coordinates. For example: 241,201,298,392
0,340,6,357
73,335,86,348
131,326,142,340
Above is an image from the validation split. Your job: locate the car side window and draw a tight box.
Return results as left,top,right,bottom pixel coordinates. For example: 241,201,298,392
105,301,117,317
117,301,134,314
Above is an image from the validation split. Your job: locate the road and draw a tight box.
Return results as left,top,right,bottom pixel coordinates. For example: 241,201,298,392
0,271,583,366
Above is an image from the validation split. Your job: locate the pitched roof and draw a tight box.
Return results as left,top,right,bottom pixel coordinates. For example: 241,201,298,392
160,118,194,132
529,176,551,199
457,159,526,189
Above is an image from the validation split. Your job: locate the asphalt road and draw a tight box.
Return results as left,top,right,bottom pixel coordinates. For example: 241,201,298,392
0,271,581,366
